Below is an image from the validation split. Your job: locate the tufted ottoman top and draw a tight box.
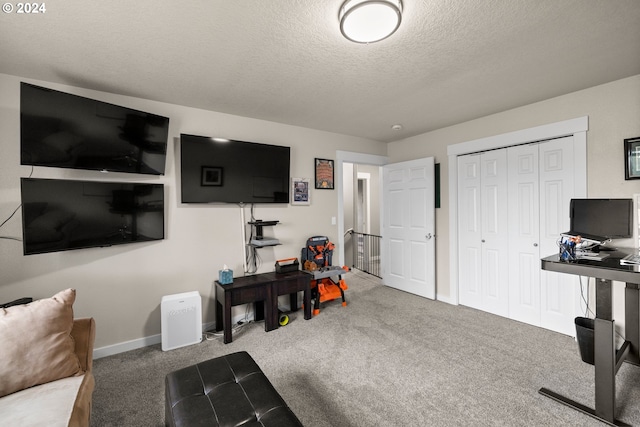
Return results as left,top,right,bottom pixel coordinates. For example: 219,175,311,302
165,351,303,427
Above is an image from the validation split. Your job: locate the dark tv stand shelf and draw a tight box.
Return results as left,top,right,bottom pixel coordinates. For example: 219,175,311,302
248,220,280,248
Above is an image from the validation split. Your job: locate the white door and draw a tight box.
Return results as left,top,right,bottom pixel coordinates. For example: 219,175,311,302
457,154,483,309
458,149,512,318
539,137,579,335
382,157,435,299
508,143,541,325
479,150,510,317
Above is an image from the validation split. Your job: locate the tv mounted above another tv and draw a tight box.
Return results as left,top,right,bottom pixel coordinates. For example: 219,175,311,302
20,82,170,175
180,134,290,204
21,178,165,255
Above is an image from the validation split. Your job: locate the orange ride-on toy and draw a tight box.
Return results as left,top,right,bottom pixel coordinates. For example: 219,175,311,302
301,236,349,315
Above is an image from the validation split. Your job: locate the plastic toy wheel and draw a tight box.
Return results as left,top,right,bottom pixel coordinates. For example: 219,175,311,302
279,313,289,326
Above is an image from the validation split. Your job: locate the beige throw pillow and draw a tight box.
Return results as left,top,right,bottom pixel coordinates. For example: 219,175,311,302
0,288,81,397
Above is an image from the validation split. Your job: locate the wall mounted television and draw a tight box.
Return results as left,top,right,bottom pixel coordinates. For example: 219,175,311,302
20,82,170,175
21,178,165,255
569,198,634,239
180,134,290,204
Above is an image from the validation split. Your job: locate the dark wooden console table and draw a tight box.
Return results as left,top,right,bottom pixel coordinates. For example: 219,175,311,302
540,249,640,426
215,270,311,344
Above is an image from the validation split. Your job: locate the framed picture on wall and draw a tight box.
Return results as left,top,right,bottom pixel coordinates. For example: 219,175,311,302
201,166,223,186
291,178,310,205
315,158,334,189
625,137,640,180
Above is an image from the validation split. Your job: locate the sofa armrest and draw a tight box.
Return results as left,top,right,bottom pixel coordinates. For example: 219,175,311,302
71,318,95,373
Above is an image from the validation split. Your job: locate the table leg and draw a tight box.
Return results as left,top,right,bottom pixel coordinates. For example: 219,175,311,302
594,317,616,422
303,285,311,320
625,283,640,364
223,291,232,344
255,301,265,322
215,299,222,332
289,292,298,311
539,278,632,426
265,285,276,332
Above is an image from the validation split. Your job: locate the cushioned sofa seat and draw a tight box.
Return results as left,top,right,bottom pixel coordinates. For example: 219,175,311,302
0,290,95,427
0,373,94,427
165,351,303,427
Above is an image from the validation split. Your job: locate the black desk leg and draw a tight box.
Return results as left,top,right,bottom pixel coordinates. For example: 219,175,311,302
594,317,616,422
595,279,615,423
540,278,632,427
625,283,640,364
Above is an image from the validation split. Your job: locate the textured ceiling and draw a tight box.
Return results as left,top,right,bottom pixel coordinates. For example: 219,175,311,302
1,0,639,142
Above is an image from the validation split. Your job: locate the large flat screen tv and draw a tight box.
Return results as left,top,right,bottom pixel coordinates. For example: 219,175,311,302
21,82,170,175
569,198,634,239
180,134,290,204
21,178,165,255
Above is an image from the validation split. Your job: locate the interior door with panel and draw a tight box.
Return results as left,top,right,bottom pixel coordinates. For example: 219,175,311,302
457,154,483,309
539,136,578,335
382,157,435,299
479,149,510,317
507,143,541,326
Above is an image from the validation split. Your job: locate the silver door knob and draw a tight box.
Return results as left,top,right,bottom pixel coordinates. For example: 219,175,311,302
426,233,433,240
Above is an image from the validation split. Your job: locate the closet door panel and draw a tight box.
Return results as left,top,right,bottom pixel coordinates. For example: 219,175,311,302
507,144,540,325
480,150,509,317
457,155,482,309
539,137,578,335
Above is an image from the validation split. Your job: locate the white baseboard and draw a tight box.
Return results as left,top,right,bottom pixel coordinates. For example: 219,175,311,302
93,321,217,359
94,334,162,359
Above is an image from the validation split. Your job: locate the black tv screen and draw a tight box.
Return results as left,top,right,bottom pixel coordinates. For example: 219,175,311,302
180,134,290,204
21,82,169,175
21,178,165,255
570,198,634,239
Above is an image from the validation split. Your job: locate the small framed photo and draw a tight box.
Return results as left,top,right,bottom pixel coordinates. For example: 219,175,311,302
201,166,223,186
315,158,334,189
291,178,310,205
625,137,640,180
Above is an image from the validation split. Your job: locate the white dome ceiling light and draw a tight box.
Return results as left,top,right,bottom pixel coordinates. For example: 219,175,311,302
339,0,403,44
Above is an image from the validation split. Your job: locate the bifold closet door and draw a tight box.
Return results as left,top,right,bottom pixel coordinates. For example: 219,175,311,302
506,137,577,334
458,150,509,317
458,154,482,309
538,137,577,335
507,143,541,326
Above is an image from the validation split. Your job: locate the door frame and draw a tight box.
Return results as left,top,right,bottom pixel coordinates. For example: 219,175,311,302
447,116,588,305
336,151,389,267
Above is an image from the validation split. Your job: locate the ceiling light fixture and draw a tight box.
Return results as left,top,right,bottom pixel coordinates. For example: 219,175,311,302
339,0,403,44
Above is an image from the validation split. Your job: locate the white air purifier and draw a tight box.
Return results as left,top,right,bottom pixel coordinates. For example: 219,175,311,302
161,291,202,351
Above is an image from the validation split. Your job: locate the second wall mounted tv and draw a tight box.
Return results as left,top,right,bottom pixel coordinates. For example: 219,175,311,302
180,134,290,204
21,82,170,175
21,178,165,255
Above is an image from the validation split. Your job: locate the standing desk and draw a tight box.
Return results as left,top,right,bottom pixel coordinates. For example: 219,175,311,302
540,249,640,426
215,270,311,344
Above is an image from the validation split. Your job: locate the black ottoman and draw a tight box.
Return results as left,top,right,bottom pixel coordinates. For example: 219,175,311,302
165,351,303,427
